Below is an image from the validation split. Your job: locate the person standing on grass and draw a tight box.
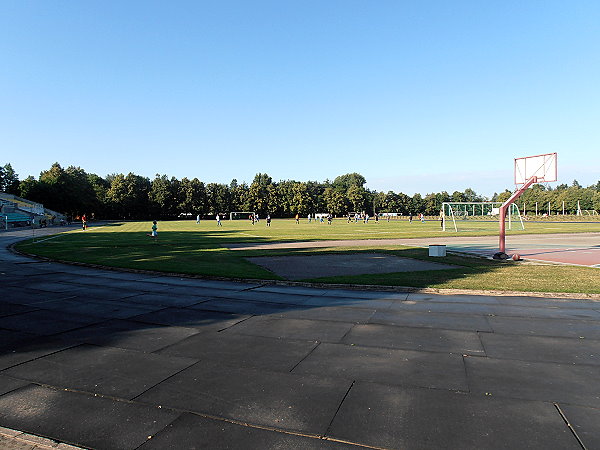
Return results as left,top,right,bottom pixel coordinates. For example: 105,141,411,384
295,213,299,224
81,214,87,231
147,220,158,240
196,214,200,224
266,215,271,227
216,214,222,227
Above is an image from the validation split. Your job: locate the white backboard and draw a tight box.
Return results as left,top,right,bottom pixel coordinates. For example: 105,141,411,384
514,153,557,185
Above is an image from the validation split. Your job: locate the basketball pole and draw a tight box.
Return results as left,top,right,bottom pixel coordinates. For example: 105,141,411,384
498,176,537,255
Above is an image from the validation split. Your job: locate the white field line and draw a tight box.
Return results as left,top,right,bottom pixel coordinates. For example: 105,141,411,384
33,225,109,243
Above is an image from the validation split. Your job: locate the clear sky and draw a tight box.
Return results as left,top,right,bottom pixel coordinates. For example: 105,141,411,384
1,0,599,197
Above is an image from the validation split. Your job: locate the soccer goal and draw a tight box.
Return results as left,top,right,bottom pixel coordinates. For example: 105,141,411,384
229,211,256,221
442,202,525,232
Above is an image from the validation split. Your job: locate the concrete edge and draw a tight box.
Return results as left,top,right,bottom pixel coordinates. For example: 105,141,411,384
0,426,84,449
10,242,600,301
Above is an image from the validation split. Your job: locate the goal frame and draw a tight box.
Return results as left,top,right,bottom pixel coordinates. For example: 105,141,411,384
229,211,257,221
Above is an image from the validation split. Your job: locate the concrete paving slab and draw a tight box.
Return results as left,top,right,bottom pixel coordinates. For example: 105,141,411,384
253,285,332,296
488,316,600,339
406,292,502,304
225,316,354,342
293,342,468,391
0,310,103,335
158,331,318,372
559,404,600,450
3,344,197,399
0,329,39,352
343,324,486,355
16,281,84,294
494,295,600,309
488,305,600,320
248,253,459,280
479,333,600,365
271,305,376,323
124,292,211,307
0,375,30,397
327,382,579,449
0,338,75,371
465,357,600,408
0,303,36,318
0,385,181,450
3,287,73,305
369,309,493,332
138,412,361,449
221,289,313,305
390,300,496,315
53,319,200,352
80,286,143,301
303,295,398,310
131,307,249,331
189,298,302,315
136,361,352,435
31,297,162,320
134,276,259,291
315,289,409,300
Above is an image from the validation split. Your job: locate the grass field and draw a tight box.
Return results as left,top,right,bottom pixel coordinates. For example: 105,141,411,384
14,218,600,294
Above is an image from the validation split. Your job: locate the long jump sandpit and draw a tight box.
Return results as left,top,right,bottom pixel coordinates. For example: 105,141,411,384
229,233,600,268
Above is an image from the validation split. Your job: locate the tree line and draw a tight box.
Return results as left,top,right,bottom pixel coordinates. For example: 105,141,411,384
2,162,599,219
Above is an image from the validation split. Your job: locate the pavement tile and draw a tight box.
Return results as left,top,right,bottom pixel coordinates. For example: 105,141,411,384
225,316,354,342
494,296,600,309
53,319,200,352
124,292,211,307
369,309,493,332
0,337,75,371
559,404,600,450
253,285,331,296
2,287,72,305
293,342,468,391
0,375,30,396
0,303,36,318
479,333,600,365
222,290,313,305
131,308,249,331
390,301,496,315
188,298,301,315
18,281,86,294
0,329,39,352
271,305,376,323
303,295,398,310
488,316,600,339
158,331,318,371
136,361,353,435
465,357,600,408
327,382,579,449
0,310,102,335
2,344,197,399
31,297,162,320
0,384,181,450
406,293,502,304
343,323,485,355
488,305,600,320
79,286,142,301
138,412,362,449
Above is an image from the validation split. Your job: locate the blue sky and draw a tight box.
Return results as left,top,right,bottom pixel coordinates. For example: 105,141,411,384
1,1,599,197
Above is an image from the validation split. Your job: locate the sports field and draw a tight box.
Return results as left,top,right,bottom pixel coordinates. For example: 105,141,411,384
15,218,600,294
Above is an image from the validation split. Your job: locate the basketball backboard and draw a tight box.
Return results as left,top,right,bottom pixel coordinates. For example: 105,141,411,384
514,152,557,185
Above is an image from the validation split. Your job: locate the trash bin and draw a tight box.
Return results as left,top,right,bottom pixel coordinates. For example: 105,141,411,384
429,244,446,257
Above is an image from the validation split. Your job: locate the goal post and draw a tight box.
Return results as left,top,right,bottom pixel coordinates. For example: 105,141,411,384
229,211,257,220
442,202,524,232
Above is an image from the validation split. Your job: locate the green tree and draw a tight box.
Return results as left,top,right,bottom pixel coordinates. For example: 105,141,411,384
0,163,19,194
347,185,366,212
332,173,366,191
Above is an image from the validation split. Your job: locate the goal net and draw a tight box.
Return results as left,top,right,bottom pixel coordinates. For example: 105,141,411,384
229,211,256,221
442,202,525,232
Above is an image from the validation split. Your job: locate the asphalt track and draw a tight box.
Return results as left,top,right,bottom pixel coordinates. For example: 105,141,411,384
230,232,600,268
1,227,600,449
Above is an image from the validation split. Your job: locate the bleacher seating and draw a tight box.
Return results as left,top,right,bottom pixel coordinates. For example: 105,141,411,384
2,212,31,224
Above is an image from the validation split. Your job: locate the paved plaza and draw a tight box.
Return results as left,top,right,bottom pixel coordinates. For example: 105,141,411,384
1,228,599,449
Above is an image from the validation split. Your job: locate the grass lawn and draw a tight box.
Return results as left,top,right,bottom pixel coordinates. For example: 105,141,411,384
14,218,600,294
